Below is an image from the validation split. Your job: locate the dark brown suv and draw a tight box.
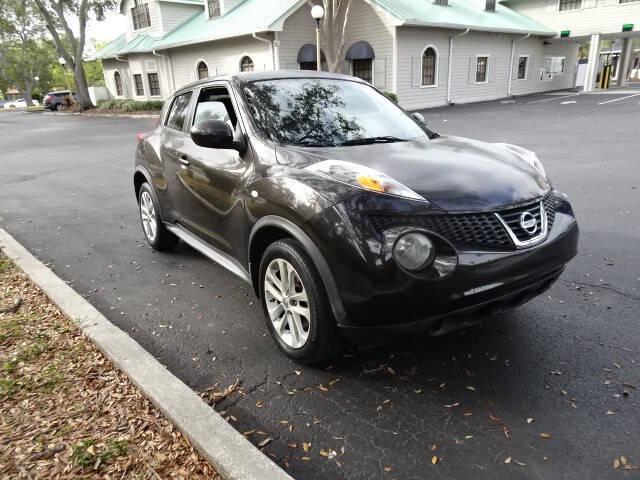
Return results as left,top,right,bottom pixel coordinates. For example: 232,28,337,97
134,71,579,363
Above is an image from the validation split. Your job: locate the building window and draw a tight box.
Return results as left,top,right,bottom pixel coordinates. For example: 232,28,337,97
545,56,566,74
517,56,528,80
148,73,160,96
476,56,489,83
558,0,581,10
619,0,639,3
422,47,437,86
208,0,221,18
133,74,144,96
197,61,209,79
240,56,254,72
114,71,123,96
131,0,151,30
352,59,373,84
166,91,193,131
300,62,317,71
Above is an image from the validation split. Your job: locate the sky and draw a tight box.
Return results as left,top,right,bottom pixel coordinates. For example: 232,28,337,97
84,10,126,54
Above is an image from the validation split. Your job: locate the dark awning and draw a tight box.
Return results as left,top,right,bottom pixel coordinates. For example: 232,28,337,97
345,41,375,61
297,43,326,63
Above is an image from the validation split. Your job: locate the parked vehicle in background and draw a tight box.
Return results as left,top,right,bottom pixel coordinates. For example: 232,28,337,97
3,98,40,109
0,100,5,109
134,71,579,364
43,91,78,111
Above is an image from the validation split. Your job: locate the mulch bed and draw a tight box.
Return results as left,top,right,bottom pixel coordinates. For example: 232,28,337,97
0,254,220,479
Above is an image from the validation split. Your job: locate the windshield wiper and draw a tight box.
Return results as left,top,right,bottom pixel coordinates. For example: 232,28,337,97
340,136,408,146
286,139,336,147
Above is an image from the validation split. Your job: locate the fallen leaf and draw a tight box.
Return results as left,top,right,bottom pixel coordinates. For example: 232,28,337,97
432,455,438,465
430,444,437,451
258,438,272,448
621,456,628,466
614,459,620,469
527,418,534,424
606,410,615,415
467,386,476,391
384,466,392,472
504,457,512,464
303,442,312,452
540,433,551,439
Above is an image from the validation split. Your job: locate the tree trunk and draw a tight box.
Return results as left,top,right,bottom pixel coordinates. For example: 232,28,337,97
23,80,34,107
74,63,92,110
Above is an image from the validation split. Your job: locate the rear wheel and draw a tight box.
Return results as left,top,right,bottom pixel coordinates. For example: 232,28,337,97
55,103,64,111
259,239,343,364
138,182,178,251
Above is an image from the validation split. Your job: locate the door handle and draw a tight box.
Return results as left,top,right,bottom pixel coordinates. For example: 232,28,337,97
179,155,190,169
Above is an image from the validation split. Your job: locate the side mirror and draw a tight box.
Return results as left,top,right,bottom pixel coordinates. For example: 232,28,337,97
411,112,427,126
190,119,234,149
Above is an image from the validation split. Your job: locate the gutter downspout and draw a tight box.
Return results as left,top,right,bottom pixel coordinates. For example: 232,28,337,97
507,33,531,96
253,32,275,71
153,49,175,95
447,28,470,105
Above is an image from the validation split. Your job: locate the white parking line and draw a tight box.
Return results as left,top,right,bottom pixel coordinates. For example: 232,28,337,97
527,93,582,104
598,93,640,105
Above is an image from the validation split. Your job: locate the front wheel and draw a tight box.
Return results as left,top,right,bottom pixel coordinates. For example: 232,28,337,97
138,182,178,251
259,239,343,364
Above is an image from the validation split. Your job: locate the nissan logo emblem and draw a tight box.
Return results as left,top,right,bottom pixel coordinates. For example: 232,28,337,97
519,212,538,235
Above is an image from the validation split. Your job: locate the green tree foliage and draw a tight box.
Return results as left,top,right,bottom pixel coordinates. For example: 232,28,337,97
0,0,54,105
31,0,116,109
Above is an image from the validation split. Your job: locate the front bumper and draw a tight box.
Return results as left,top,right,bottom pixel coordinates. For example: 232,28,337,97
304,191,579,337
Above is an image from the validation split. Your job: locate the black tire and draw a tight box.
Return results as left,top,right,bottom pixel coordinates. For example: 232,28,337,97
259,238,343,364
55,103,64,111
137,182,178,251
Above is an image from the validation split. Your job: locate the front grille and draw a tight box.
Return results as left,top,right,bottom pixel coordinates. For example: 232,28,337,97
369,211,514,251
369,192,559,251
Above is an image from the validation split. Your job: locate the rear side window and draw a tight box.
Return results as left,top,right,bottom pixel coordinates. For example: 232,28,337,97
165,91,193,131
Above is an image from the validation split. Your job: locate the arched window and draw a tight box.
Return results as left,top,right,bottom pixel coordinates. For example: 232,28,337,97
240,56,254,72
422,47,437,86
197,61,209,80
114,71,123,96
208,0,220,18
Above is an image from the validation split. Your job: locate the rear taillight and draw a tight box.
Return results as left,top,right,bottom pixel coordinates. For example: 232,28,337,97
44,95,52,103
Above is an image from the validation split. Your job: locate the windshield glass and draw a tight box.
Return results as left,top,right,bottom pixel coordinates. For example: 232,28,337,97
243,78,427,146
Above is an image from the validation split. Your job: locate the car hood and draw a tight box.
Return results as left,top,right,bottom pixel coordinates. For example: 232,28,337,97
275,135,550,213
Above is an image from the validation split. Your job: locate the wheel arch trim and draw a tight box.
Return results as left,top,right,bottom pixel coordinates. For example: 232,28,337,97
249,216,347,324
134,166,166,221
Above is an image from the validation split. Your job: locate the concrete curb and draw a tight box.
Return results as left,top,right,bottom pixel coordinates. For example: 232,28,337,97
0,228,294,480
43,112,160,119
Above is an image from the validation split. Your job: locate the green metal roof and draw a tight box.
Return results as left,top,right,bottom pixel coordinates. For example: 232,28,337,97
370,0,555,35
94,0,555,60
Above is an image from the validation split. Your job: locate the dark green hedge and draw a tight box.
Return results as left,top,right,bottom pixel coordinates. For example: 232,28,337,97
97,99,164,111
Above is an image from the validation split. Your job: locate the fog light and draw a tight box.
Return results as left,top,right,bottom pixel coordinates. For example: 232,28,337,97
393,232,435,270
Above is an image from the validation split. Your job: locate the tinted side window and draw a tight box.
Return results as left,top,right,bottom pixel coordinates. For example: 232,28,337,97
166,91,193,131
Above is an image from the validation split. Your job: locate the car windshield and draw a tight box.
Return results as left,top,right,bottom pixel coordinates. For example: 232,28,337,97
243,78,427,147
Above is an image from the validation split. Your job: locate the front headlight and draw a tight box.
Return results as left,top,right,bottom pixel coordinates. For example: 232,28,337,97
393,232,435,270
305,160,425,201
494,143,547,179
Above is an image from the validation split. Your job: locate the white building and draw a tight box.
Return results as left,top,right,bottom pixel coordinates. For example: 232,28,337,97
501,0,640,90
93,0,600,110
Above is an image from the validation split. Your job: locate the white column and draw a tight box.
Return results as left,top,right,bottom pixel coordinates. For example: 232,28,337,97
618,38,632,87
583,33,600,92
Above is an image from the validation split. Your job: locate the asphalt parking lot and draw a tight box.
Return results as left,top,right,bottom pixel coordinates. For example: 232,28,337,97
1,91,639,479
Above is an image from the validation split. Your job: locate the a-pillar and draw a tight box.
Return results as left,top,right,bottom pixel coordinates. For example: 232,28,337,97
583,33,600,92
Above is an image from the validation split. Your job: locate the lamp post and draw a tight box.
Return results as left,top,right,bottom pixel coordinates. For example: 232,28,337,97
311,5,324,71
58,57,74,104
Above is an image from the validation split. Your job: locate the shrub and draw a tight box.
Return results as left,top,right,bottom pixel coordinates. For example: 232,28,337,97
97,100,114,110
383,91,398,104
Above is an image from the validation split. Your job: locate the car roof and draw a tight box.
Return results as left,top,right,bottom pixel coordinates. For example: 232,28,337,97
174,70,365,96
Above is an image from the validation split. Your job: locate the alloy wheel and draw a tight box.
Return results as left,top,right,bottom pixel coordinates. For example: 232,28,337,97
264,259,311,349
140,190,157,242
